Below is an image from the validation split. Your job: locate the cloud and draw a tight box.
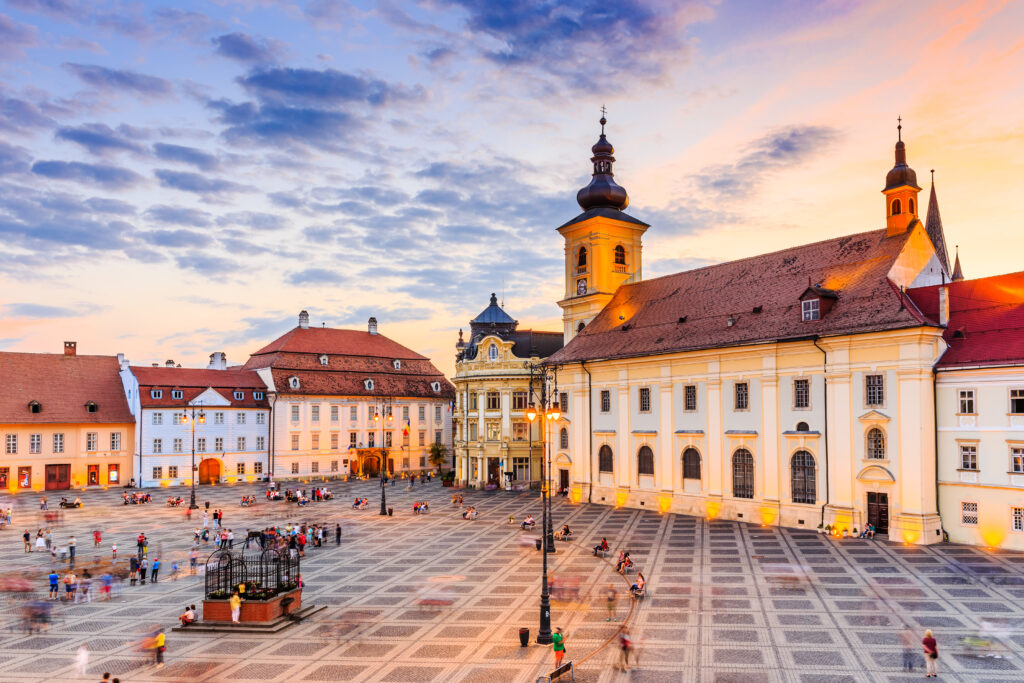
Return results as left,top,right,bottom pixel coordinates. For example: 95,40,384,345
144,204,212,227
694,125,840,199
153,142,218,170
287,267,344,285
0,141,32,175
154,169,250,195
31,160,142,188
0,94,56,133
84,197,135,215
210,99,354,145
63,63,173,97
55,123,143,155
216,211,286,231
57,36,105,53
237,67,422,106
0,13,39,60
3,302,89,318
213,32,283,63
139,228,212,248
174,251,240,274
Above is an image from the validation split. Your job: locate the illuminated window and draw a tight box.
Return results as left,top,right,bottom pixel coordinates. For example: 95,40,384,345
637,446,654,476
791,451,816,504
732,449,754,499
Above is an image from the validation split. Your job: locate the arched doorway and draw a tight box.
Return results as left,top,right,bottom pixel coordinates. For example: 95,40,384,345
198,458,221,485
357,452,381,477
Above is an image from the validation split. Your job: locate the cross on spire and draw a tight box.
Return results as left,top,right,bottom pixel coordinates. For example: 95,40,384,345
600,105,607,134
897,115,902,141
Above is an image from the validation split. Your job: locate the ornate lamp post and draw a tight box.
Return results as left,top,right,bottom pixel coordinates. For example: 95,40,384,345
183,402,206,509
374,401,393,516
527,380,560,645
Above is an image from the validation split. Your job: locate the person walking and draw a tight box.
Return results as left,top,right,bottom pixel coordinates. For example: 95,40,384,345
75,643,89,676
335,523,341,545
48,570,59,600
139,558,148,585
229,591,242,623
93,530,102,547
605,583,618,622
189,548,198,575
151,628,165,668
900,627,917,672
615,627,633,672
67,535,76,565
111,543,117,562
23,529,30,553
922,629,939,677
151,558,160,583
203,510,209,529
552,627,567,669
129,556,138,586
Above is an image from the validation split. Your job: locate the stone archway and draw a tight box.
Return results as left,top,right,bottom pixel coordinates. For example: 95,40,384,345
198,458,221,485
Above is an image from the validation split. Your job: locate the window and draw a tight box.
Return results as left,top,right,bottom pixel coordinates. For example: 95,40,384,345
486,392,500,411
291,462,299,474
961,501,978,526
1011,389,1024,414
418,430,426,446
254,391,264,400
638,387,651,412
468,423,478,440
256,436,265,450
577,321,586,334
734,382,749,411
331,460,339,472
960,444,977,471
1012,447,1024,474
419,456,426,468
559,392,568,413
173,438,183,453
909,198,915,214
291,405,300,421
435,405,442,422
385,432,393,447
311,434,319,450
637,446,654,476
794,379,810,409
53,433,64,453
256,412,265,425
331,433,339,450
107,464,119,483
254,462,263,474
512,391,528,410
349,405,358,421
469,393,478,410
418,405,426,421
866,428,886,459
110,432,121,451
311,405,320,422
289,377,300,389
683,448,700,480
215,412,224,425
434,430,442,445
599,445,614,473
152,412,163,425
237,463,245,475
513,422,529,441
86,401,98,413
85,432,97,451
5,434,16,454
865,374,884,407
18,466,30,488
801,299,820,321
364,379,374,391
559,428,568,449
237,437,247,451
488,345,498,361
168,465,177,478
577,246,587,268
350,432,358,448
171,390,183,400
796,422,810,432
600,390,611,413
197,437,206,452
151,389,163,399
486,422,500,441
368,432,376,447
732,449,754,499
153,466,162,479
791,451,816,504
1014,507,1024,533
891,198,901,215
28,401,41,413
312,461,319,473
614,244,626,265
393,359,401,370
215,437,224,451
0,467,7,488
173,412,184,425
233,391,244,400
959,389,975,414
402,405,409,421
684,385,697,412
30,433,41,454
236,412,246,425
320,354,329,366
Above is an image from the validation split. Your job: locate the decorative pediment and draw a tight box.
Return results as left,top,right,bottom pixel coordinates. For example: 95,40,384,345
192,387,231,407
554,453,572,466
856,464,895,482
858,410,890,424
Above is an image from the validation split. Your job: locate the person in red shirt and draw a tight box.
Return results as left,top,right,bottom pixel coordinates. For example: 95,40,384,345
93,530,102,546
922,629,938,677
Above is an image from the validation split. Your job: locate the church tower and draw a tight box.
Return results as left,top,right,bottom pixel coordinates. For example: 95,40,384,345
883,119,922,237
557,115,649,344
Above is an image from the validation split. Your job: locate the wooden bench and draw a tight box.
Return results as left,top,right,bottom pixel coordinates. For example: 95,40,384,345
631,584,651,600
536,660,574,682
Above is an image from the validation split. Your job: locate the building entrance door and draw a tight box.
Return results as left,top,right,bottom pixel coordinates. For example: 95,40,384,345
198,458,221,485
487,458,500,484
88,465,99,486
559,469,569,493
45,464,71,490
867,491,889,534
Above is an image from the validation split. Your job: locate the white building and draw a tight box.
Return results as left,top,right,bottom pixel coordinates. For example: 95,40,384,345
120,355,270,487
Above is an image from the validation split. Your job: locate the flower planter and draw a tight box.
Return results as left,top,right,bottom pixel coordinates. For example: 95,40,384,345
202,588,302,623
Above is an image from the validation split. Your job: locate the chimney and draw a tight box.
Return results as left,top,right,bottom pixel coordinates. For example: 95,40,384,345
165,359,175,368
63,341,77,357
208,352,227,370
116,353,129,371
938,284,950,327
298,310,310,329
152,363,159,367
368,317,378,335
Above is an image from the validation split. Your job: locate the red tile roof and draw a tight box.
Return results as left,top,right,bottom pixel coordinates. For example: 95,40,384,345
548,228,932,364
907,271,1024,369
0,353,133,424
251,327,428,360
131,367,268,408
268,368,455,400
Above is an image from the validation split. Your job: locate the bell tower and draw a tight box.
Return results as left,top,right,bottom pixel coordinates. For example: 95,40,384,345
883,118,922,237
557,113,649,344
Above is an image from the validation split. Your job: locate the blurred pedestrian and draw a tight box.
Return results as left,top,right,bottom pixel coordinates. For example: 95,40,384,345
606,583,617,622
75,643,88,676
552,627,566,668
615,626,633,672
922,629,939,677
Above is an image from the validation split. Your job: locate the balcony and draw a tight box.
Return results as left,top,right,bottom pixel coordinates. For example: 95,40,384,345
614,265,627,273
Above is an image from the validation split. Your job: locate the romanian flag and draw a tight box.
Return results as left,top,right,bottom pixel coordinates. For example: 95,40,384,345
402,421,410,437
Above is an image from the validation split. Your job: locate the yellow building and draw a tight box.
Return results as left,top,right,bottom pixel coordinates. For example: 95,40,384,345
0,342,134,492
453,295,563,488
545,119,953,543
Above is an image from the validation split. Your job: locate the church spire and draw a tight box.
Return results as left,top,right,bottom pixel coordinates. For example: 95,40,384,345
952,245,964,281
883,117,921,236
576,111,629,211
924,169,951,274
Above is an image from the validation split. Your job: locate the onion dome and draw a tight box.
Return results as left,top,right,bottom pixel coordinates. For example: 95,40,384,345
576,115,629,211
884,121,921,191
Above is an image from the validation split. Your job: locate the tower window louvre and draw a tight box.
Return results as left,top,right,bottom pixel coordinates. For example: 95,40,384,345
614,245,626,265
891,198,901,216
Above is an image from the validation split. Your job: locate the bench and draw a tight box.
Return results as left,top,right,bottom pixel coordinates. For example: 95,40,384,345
594,548,609,558
631,584,650,600
536,660,574,683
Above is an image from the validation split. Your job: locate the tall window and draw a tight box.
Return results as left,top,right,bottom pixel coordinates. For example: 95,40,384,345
559,428,568,449
214,412,224,425
732,449,754,499
801,299,820,321
485,422,500,441
734,382,749,411
958,389,975,414
791,451,816,504
434,430,442,445
152,438,162,454
311,434,319,450
237,437,247,451
53,433,64,453
5,434,16,454
311,405,320,422
435,405,442,421
418,405,426,421
600,390,611,413
488,345,498,361
684,385,697,412
1013,507,1024,533
331,433,339,450
637,446,654,476
418,430,425,446
291,405,300,421
256,412,265,424
865,374,884,406
291,434,299,450
486,392,500,410
866,428,886,459
312,461,319,473
577,246,587,268
891,198,902,215
350,405,358,421
794,379,810,409
331,405,339,422
683,448,700,480
598,445,614,473
86,433,97,451
197,437,206,452
512,391,528,410
469,393,478,410
614,245,626,265
30,433,41,453
152,412,163,425
110,432,121,451
1012,447,1024,474
638,387,651,413
1011,389,1024,414
402,406,409,421
960,444,978,471
236,412,246,425
961,501,978,526
350,432,358,448
173,438,182,453
215,437,224,451
559,392,568,414
256,436,265,450
513,422,528,441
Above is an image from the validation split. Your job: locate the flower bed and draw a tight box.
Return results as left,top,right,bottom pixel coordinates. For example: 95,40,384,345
202,587,302,623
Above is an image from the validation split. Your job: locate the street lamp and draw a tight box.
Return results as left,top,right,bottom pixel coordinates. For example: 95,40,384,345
183,402,206,509
374,402,393,516
528,377,560,646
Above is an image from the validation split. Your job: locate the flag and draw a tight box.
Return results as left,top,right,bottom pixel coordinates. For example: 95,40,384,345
402,421,410,437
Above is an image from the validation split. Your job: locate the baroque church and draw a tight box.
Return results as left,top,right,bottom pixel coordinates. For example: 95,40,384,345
543,117,964,544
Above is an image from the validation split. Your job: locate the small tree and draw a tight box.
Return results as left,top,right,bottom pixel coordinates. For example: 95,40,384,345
428,442,449,471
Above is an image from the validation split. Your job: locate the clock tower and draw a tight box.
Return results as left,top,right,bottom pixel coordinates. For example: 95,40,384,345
557,115,648,344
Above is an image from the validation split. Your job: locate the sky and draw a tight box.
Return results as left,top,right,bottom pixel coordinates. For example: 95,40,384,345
1,0,1023,378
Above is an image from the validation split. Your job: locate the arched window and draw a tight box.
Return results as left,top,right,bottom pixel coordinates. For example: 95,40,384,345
732,449,754,499
791,451,816,504
577,321,586,334
682,448,700,480
796,421,809,432
577,246,587,268
891,198,901,216
909,198,915,214
866,428,885,459
559,428,568,450
637,446,654,476
598,445,614,473
614,245,626,265
488,345,498,361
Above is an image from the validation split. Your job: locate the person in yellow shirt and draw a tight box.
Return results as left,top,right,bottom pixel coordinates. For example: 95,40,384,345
229,591,242,623
152,628,165,668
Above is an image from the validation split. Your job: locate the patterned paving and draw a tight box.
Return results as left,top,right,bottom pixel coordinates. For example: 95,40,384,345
1,480,1024,681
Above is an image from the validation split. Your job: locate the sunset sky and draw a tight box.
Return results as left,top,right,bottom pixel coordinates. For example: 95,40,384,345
2,0,1022,377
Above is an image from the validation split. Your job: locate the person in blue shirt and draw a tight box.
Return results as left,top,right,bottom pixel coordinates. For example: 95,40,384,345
48,571,59,600
151,558,160,583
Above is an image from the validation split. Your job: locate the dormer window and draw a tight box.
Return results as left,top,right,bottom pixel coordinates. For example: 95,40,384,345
28,400,41,414
319,354,329,366
614,245,626,265
254,391,264,400
488,345,498,361
393,360,401,370
364,379,374,391
288,377,300,389
233,391,244,400
171,390,183,400
801,299,820,321
151,390,163,399
431,381,441,392
85,401,98,413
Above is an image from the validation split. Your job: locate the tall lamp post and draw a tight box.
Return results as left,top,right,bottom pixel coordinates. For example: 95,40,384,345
374,400,393,516
184,402,206,509
527,379,560,645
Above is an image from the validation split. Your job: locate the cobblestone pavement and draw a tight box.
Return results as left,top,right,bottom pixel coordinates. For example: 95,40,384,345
1,480,1023,682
